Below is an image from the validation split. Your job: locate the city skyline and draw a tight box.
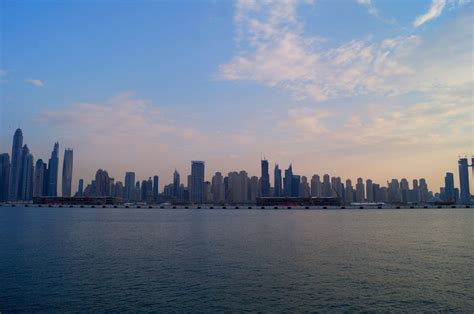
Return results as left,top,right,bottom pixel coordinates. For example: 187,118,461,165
1,0,472,193
0,128,472,205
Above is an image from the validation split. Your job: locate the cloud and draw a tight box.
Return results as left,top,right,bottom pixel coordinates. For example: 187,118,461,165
219,0,472,102
26,79,45,87
414,0,446,27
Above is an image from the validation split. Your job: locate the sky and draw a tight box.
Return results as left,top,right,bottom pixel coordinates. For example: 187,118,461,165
1,0,473,192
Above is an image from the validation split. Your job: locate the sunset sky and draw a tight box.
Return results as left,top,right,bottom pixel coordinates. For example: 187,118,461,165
1,0,472,192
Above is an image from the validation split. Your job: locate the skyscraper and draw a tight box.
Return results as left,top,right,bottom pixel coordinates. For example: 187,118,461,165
444,172,455,202
273,164,282,197
77,179,84,196
19,145,34,200
0,153,10,201
345,179,354,203
355,178,365,202
249,176,259,202
211,172,225,204
173,170,180,199
310,175,321,197
284,164,293,197
300,176,310,197
291,175,300,197
260,159,270,197
62,149,73,197
95,169,110,197
124,172,136,201
33,159,46,197
153,175,159,203
322,174,332,197
190,161,205,204
47,142,59,196
8,128,23,200
366,179,373,202
458,158,471,204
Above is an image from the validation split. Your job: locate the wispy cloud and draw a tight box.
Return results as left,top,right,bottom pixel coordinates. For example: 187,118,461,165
26,79,45,87
356,0,394,23
219,0,472,102
413,0,446,27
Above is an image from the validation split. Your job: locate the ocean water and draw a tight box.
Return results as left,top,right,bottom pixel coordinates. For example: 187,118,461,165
0,206,473,312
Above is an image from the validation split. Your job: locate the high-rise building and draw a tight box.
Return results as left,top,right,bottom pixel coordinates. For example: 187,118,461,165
419,178,429,204
291,175,300,197
345,179,354,203
310,175,321,197
8,128,23,200
400,178,409,204
283,165,293,197
190,161,205,204
444,172,455,202
458,158,471,204
388,179,401,203
0,153,10,201
203,181,213,203
173,170,180,199
77,179,84,196
322,174,332,197
19,145,34,200
249,176,259,202
211,172,225,204
273,164,282,197
411,179,420,203
124,172,136,201
260,159,270,197
366,179,373,202
33,159,46,197
62,149,73,197
47,142,59,196
300,176,310,197
153,175,159,203
355,178,365,202
95,169,110,197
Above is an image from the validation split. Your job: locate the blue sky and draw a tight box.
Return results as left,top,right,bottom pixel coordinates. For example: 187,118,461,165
1,0,472,191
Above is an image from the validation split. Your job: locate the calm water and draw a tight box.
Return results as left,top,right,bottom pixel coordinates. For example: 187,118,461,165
1,206,473,312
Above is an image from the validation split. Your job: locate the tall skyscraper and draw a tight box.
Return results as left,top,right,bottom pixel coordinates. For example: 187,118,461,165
0,153,10,201
291,175,300,197
444,172,455,202
310,175,321,197
260,159,270,197
33,159,46,197
8,128,23,200
47,142,59,196
419,178,429,204
19,145,34,200
283,164,293,197
78,179,84,196
322,174,332,197
300,176,310,197
211,172,225,204
95,169,110,197
273,164,282,197
355,178,365,202
345,179,354,203
458,158,471,204
62,149,73,197
173,170,180,198
366,179,373,202
124,172,136,201
190,161,205,204
153,175,159,203
249,176,259,202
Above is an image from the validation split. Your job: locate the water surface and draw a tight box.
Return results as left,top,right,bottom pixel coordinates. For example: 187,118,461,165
1,207,473,311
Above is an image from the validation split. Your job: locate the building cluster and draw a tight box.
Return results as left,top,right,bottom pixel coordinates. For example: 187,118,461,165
0,129,73,202
0,129,472,205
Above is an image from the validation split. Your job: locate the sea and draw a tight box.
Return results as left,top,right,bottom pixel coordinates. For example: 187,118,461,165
1,206,473,312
